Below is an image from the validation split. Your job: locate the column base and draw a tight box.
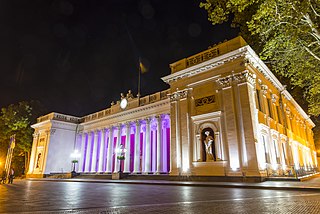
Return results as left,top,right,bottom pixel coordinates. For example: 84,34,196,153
154,171,166,175
132,171,141,174
143,172,153,175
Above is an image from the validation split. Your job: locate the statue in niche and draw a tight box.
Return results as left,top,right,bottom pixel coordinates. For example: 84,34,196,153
36,153,42,168
202,128,216,161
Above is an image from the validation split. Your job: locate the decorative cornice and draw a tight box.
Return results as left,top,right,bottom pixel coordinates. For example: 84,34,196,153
162,47,248,84
217,70,256,88
82,99,170,127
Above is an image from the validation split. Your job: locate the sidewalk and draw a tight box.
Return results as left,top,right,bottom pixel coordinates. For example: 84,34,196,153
27,174,320,192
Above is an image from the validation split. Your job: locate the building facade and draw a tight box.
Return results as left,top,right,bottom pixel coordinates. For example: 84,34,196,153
28,37,318,179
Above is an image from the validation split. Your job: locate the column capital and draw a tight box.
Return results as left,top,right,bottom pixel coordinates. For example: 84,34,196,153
125,121,131,128
169,88,189,102
135,120,141,126
155,115,162,122
33,133,40,138
217,70,256,88
145,117,151,124
162,119,169,129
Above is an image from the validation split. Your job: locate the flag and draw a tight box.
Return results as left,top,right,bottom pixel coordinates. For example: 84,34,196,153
139,58,148,74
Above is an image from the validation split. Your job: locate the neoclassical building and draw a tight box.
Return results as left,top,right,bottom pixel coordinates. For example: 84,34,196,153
28,37,318,179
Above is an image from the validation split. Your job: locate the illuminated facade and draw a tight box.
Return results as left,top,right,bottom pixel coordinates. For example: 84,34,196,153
28,37,318,179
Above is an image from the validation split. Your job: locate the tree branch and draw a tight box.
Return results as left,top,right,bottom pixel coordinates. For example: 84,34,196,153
309,0,320,17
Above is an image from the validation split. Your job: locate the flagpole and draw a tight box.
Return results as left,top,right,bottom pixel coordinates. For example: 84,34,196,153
138,62,141,99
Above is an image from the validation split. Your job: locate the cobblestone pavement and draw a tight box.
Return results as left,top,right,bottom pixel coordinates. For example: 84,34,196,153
1,180,319,213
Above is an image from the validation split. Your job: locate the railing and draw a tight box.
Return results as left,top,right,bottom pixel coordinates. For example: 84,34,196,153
82,89,170,123
37,112,81,123
265,163,319,178
169,36,247,73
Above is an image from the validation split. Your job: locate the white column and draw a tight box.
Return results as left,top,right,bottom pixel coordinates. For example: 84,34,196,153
124,122,131,173
98,129,106,172
133,120,141,173
144,118,151,173
215,132,221,160
79,133,87,172
84,132,93,172
28,133,39,174
142,125,146,172
156,115,163,173
106,127,114,173
162,119,168,173
114,125,122,173
152,126,157,172
91,130,99,172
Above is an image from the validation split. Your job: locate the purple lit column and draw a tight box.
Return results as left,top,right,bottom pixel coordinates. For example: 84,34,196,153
162,117,169,173
84,132,93,172
91,130,99,172
124,122,131,173
144,118,151,173
106,127,114,173
152,123,157,172
133,120,141,173
79,132,87,172
98,128,106,172
156,115,163,173
113,125,122,173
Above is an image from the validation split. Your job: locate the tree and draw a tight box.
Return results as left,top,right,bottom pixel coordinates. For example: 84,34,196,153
200,0,320,116
0,101,45,175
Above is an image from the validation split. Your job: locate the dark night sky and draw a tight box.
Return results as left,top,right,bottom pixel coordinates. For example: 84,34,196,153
0,0,238,117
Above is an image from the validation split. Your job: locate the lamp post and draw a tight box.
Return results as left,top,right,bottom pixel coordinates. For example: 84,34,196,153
115,144,127,173
70,150,81,175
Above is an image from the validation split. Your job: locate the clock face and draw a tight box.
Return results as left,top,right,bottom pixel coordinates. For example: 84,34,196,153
120,98,128,109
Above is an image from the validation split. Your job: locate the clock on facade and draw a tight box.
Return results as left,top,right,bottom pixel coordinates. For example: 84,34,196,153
120,98,128,110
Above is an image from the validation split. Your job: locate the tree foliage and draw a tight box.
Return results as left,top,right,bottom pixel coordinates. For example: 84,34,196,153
0,101,45,174
200,0,320,116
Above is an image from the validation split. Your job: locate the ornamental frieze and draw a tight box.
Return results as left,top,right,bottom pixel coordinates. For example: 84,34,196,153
186,47,220,68
195,95,215,107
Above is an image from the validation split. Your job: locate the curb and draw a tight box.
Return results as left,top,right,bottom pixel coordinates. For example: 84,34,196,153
26,178,320,192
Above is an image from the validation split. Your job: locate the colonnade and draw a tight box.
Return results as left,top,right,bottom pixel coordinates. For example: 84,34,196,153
76,114,170,174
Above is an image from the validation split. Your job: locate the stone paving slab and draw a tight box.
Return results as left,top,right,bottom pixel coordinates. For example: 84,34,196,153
2,179,320,214
13,193,320,214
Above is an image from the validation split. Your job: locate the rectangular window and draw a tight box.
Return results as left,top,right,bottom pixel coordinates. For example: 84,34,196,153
267,99,274,119
282,143,287,165
262,135,270,163
256,90,262,111
273,139,280,164
276,105,282,124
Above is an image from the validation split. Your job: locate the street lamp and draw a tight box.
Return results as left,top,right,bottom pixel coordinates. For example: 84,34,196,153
70,150,81,174
115,144,127,173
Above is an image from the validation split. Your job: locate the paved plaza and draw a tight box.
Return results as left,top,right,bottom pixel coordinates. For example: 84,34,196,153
1,176,320,214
